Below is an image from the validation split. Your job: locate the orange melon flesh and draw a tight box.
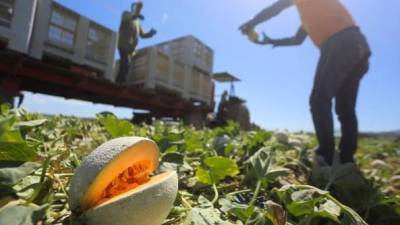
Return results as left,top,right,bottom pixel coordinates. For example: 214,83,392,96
93,160,152,207
91,171,175,210
81,141,158,211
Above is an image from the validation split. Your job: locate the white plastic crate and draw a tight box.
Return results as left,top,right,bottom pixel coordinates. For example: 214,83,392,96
127,47,183,94
189,68,201,98
29,0,117,79
126,47,213,106
200,73,213,105
0,0,37,53
156,36,214,74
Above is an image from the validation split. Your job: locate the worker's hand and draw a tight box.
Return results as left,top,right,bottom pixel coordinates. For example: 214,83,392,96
252,32,277,47
261,32,274,45
132,14,145,20
239,19,257,35
149,29,157,37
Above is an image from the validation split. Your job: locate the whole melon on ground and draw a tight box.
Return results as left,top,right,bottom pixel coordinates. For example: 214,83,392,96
69,137,178,225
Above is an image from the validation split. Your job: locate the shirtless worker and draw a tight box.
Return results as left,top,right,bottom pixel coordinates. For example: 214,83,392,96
116,1,156,83
240,0,371,166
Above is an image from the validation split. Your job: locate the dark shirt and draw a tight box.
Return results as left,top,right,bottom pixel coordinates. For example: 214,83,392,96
118,11,140,52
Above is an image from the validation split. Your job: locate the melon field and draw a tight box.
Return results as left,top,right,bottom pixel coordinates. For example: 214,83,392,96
0,105,399,225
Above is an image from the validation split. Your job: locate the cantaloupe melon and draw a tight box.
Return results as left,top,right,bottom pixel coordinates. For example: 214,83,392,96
69,137,178,225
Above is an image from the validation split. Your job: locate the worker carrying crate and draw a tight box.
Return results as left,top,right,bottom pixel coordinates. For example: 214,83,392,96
116,1,157,84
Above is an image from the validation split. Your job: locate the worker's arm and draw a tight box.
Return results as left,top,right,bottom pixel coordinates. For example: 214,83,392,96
239,0,294,34
256,27,307,47
139,27,157,39
134,14,145,20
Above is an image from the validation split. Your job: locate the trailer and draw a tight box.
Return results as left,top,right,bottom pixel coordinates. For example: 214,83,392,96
0,47,214,119
0,0,215,121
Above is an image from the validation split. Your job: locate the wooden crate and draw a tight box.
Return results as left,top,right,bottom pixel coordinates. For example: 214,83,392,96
29,0,117,79
0,0,37,53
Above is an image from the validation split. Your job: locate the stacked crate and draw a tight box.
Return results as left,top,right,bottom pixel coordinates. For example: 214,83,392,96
29,0,117,79
128,36,214,106
0,0,37,53
156,36,214,104
127,47,187,95
156,36,213,74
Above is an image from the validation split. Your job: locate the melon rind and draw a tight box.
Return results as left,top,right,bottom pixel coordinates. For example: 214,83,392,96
84,171,178,225
69,137,159,212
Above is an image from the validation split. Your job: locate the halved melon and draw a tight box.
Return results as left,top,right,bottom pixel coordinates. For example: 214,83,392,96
69,137,178,225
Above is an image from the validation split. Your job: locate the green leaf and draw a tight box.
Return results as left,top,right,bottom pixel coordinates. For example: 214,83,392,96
0,143,37,161
291,189,317,202
0,204,48,225
0,104,11,115
196,156,239,185
246,209,273,225
14,119,47,129
315,200,341,223
265,168,290,181
166,131,184,142
0,116,36,161
0,116,22,142
97,115,133,138
184,134,203,152
164,145,178,154
204,156,239,183
196,167,213,185
275,186,325,217
0,162,40,186
246,148,272,180
13,175,41,200
287,200,315,217
183,196,234,225
219,198,253,221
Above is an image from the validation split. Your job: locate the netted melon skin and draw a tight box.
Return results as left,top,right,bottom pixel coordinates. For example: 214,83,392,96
84,172,178,225
69,137,158,212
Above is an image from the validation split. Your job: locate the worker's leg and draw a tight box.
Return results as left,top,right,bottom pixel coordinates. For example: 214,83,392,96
336,59,369,163
311,27,370,166
310,52,336,165
334,28,370,163
116,49,130,83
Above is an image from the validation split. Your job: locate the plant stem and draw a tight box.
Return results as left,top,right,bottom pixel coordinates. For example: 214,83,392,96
54,174,69,198
226,189,252,197
249,180,262,207
40,157,51,183
298,216,313,225
181,196,192,209
55,173,74,178
211,183,219,204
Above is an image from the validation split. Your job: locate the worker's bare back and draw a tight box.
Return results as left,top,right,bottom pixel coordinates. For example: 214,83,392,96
294,0,356,47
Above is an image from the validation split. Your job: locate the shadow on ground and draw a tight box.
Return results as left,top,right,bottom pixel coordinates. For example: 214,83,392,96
310,163,400,225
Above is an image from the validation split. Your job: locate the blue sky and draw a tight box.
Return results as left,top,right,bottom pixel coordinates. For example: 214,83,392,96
23,0,400,132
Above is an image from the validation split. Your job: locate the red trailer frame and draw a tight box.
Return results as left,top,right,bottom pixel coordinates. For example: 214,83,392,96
0,48,214,119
